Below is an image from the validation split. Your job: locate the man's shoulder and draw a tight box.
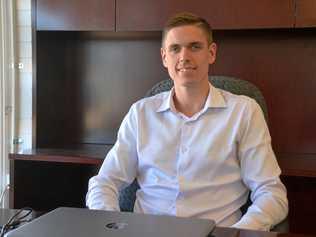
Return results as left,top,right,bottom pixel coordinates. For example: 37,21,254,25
217,88,257,109
131,91,170,111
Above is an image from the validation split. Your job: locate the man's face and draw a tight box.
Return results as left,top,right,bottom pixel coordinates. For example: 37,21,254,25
161,25,217,87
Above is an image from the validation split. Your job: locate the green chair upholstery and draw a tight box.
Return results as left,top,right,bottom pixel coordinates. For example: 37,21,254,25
118,75,288,232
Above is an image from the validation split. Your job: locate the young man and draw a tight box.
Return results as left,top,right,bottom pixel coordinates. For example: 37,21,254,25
86,13,288,231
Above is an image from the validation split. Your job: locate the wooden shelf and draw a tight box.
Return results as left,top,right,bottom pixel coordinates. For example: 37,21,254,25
9,145,111,165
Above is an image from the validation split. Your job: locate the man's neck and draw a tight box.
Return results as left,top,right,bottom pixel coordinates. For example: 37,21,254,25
173,81,210,117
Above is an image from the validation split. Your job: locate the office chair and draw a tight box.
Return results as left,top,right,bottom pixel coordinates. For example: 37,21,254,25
118,75,288,232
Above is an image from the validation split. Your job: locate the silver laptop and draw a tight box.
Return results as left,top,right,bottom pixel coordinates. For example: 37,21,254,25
6,207,215,237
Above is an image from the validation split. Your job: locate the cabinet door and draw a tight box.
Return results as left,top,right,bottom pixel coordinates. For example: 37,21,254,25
295,0,316,27
36,0,115,30
116,0,294,31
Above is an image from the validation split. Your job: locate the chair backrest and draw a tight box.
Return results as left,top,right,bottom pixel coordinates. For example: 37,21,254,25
119,75,268,212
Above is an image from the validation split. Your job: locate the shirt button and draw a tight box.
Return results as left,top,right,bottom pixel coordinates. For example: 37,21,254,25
182,147,188,153
153,176,159,183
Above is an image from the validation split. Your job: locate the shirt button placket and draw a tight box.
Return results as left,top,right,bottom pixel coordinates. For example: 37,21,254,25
181,122,189,155
176,121,190,216
175,175,185,216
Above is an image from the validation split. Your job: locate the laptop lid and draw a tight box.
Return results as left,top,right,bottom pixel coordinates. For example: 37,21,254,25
5,207,215,237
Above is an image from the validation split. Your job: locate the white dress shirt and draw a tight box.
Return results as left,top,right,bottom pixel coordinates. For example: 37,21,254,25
86,83,288,231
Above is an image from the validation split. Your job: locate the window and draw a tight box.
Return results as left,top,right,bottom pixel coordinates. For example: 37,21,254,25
0,0,16,208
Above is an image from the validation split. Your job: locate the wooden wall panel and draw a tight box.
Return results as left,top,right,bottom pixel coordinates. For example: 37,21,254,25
36,29,316,157
212,29,316,154
116,0,294,31
36,32,168,147
36,0,115,30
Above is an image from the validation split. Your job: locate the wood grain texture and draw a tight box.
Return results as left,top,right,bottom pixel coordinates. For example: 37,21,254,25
295,0,316,27
35,29,316,156
35,31,168,147
36,0,115,30
116,0,294,31
212,29,316,154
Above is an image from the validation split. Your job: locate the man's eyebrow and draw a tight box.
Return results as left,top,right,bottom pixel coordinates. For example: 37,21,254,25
189,41,204,46
166,41,205,49
168,43,180,48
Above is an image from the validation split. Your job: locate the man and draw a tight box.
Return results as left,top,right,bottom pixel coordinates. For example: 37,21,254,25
86,12,288,231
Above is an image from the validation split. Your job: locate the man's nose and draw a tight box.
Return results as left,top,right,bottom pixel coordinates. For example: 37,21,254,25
179,47,191,62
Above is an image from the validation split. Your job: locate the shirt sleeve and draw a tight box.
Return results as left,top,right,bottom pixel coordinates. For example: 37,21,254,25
86,105,138,211
232,99,288,231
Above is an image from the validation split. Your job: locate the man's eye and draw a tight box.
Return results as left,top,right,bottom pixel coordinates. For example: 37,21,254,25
191,44,202,51
169,46,180,53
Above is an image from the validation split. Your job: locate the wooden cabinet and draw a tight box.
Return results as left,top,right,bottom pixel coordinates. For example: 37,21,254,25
36,0,295,31
35,0,316,31
282,176,316,234
9,146,106,211
295,0,316,27
116,0,295,31
36,0,115,30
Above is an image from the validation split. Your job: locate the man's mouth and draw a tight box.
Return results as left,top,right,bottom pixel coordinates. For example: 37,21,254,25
177,67,196,72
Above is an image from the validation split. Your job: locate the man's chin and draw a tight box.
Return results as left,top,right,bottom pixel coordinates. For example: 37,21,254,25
177,70,196,77
174,78,201,87
171,75,209,88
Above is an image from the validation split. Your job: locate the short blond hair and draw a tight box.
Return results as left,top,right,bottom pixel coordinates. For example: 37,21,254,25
162,12,213,46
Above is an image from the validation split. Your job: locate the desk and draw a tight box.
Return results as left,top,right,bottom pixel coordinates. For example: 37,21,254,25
9,146,316,235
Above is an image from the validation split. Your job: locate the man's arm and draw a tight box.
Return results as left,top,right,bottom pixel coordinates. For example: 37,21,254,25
86,105,138,211
232,99,288,231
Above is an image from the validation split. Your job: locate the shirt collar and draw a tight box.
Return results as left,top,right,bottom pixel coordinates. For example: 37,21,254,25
156,82,227,113
156,87,175,113
205,82,227,109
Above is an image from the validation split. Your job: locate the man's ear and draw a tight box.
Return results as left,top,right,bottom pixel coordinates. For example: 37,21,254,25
208,42,217,65
161,47,168,68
